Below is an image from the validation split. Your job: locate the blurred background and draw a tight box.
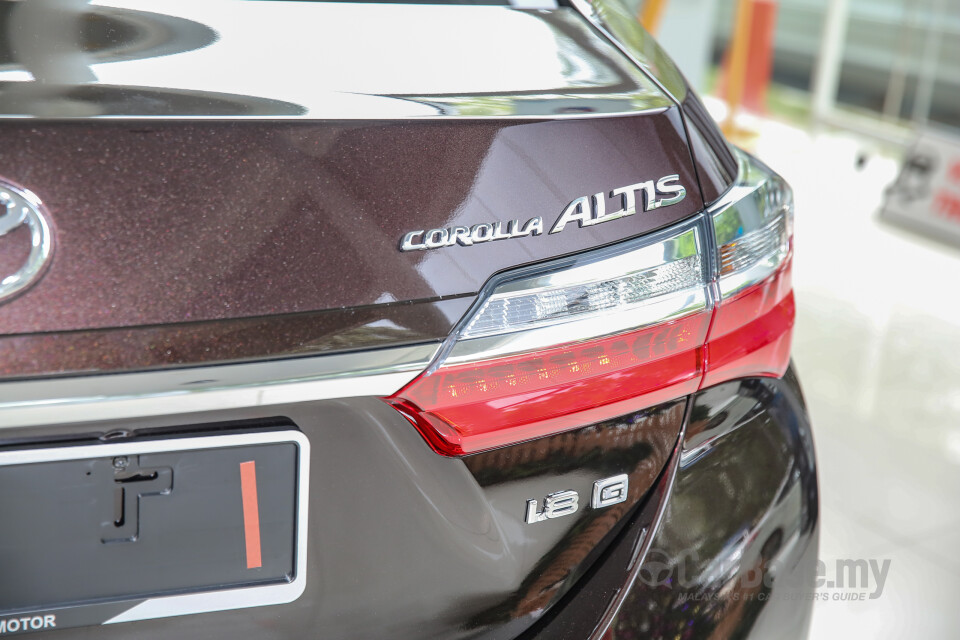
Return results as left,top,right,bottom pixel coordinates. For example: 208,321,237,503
635,0,960,636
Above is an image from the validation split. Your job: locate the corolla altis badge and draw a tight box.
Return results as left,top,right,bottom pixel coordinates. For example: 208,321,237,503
0,181,54,302
399,174,685,251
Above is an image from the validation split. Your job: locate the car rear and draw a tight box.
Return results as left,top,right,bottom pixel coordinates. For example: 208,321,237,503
0,1,817,638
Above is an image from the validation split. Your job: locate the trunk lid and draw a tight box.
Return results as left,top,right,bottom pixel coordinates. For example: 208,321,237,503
0,2,703,375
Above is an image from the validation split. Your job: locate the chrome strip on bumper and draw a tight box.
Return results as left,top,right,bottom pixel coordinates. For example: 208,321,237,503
0,343,439,428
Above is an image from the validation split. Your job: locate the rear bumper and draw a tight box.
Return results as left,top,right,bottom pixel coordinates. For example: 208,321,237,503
526,364,819,640
0,361,816,640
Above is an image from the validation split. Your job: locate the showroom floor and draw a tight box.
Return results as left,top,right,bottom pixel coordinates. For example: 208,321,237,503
737,113,960,637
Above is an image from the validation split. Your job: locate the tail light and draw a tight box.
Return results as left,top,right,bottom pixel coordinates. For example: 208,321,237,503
389,151,793,456
704,158,795,387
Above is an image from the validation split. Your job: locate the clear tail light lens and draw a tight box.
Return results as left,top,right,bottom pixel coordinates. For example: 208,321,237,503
390,150,794,456
460,237,703,341
703,155,795,387
449,226,707,364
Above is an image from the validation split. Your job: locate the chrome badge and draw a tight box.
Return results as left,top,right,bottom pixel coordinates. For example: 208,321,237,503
524,474,629,524
550,174,686,234
399,174,685,252
0,182,53,302
401,217,543,252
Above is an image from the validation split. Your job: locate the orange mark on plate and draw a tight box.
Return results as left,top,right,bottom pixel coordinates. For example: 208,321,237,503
239,460,262,569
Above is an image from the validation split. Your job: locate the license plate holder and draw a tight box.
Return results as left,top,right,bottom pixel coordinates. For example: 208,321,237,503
0,430,309,634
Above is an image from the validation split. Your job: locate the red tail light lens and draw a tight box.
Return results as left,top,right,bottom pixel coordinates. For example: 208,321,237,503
393,312,709,455
703,262,793,387
390,150,794,456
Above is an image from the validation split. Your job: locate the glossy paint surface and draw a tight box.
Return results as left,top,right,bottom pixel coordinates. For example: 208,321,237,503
607,369,817,639
524,366,819,639
573,0,689,104
681,91,739,206
1,395,684,639
461,400,683,632
0,296,470,379
0,2,670,119
0,114,701,341
568,0,739,205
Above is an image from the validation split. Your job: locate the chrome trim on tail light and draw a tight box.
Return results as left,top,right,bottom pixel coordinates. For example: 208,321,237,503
708,151,794,298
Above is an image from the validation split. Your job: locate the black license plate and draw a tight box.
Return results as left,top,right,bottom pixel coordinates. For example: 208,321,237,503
0,430,308,635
